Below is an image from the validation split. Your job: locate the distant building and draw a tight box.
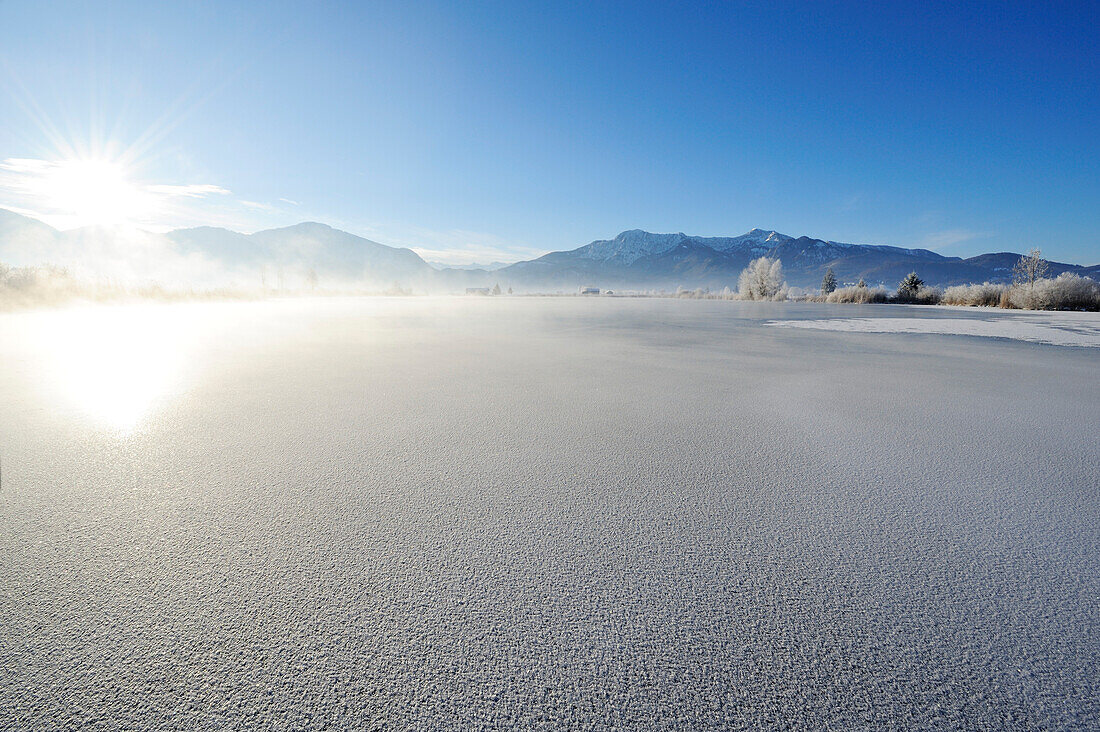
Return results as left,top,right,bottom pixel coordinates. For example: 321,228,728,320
466,287,490,295
580,286,600,295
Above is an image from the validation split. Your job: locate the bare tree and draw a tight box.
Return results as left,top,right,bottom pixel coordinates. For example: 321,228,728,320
738,257,786,300
307,268,319,292
1013,248,1049,289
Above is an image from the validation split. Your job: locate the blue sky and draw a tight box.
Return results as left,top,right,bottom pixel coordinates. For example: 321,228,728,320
0,0,1097,264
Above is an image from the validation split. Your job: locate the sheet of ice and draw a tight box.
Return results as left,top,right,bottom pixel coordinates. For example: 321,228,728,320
1,298,1097,729
768,311,1100,347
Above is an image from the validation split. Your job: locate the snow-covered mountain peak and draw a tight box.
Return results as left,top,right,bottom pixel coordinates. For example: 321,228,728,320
576,230,690,264
741,228,789,244
575,228,806,264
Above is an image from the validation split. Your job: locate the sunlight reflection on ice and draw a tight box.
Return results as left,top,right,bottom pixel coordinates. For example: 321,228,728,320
22,304,198,430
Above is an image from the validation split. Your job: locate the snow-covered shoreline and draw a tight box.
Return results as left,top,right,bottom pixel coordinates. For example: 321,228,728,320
768,310,1100,347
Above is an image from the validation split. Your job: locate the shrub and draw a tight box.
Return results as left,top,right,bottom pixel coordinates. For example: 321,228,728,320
894,280,941,304
1006,273,1100,310
941,282,1009,307
0,264,86,307
825,285,889,304
907,286,942,305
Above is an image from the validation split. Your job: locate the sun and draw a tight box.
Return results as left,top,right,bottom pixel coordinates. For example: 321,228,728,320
39,157,150,227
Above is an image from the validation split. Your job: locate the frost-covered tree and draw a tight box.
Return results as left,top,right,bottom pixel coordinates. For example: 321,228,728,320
821,268,837,294
1013,248,1048,289
738,257,786,300
857,278,866,288
491,283,501,295
898,272,925,297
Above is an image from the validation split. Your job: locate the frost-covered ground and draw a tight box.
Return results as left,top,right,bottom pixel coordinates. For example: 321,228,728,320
770,308,1100,347
1,298,1098,729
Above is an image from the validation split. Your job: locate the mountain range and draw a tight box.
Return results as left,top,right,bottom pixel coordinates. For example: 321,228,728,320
499,229,1100,290
1,208,1096,292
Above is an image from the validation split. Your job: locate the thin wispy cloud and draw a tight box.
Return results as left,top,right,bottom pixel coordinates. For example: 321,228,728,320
0,156,230,229
412,246,532,266
0,158,53,174
918,229,990,252
146,184,231,198
913,211,945,227
240,199,276,211
0,156,293,232
401,228,546,265
838,193,864,213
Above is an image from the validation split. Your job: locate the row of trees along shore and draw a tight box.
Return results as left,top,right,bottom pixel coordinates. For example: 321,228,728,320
674,249,1100,310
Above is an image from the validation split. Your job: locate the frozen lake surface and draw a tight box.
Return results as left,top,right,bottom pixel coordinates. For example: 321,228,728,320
1,297,1098,729
769,309,1100,348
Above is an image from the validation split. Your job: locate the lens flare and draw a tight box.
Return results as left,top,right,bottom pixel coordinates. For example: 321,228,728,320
38,158,150,227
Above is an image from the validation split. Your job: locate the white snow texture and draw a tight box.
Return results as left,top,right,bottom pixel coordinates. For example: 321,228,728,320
1,298,1098,729
769,310,1100,347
